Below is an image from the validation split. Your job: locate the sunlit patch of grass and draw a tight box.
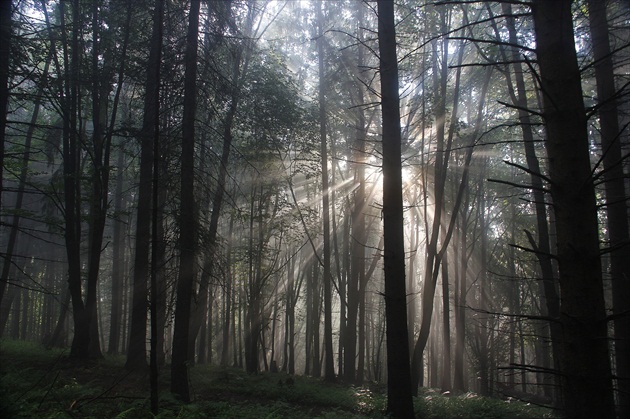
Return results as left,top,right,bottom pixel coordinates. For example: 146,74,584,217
414,389,557,419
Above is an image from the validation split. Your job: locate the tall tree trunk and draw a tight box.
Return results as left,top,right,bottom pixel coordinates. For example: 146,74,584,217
221,217,235,366
191,0,251,365
127,0,164,371
84,0,121,360
171,0,200,402
495,4,562,401
245,182,260,374
441,249,452,391
377,1,414,416
453,200,469,392
316,1,336,383
531,1,615,417
345,1,367,385
410,13,460,391
64,0,89,360
148,0,163,413
587,1,630,414
0,47,51,323
477,181,490,396
108,144,126,355
0,0,11,216
411,63,492,394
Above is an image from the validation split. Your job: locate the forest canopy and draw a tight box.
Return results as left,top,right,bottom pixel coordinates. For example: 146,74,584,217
0,0,629,417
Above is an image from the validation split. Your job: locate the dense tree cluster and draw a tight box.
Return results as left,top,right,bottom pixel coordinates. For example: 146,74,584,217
1,0,628,417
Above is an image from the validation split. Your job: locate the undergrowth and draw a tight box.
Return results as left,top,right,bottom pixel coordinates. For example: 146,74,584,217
0,339,555,418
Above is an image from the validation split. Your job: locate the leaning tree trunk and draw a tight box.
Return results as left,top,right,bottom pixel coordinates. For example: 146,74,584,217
0,47,51,323
531,1,616,417
377,1,414,417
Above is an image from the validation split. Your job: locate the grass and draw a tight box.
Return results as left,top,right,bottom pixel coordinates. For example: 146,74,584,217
0,339,555,418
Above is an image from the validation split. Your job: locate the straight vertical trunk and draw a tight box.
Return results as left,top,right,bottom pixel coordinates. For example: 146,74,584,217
498,4,561,400
532,1,615,417
108,145,126,355
149,2,163,413
0,0,11,215
587,1,630,414
64,0,89,360
441,250,451,391
316,1,336,383
170,0,200,402
221,217,235,366
377,1,414,417
453,207,468,392
477,183,489,396
127,0,163,370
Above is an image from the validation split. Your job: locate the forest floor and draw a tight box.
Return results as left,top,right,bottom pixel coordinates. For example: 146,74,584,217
0,339,556,418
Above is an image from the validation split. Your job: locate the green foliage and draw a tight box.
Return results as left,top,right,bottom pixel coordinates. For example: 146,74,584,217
1,340,555,418
414,389,556,419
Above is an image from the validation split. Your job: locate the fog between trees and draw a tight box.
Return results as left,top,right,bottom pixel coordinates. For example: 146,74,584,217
1,0,629,417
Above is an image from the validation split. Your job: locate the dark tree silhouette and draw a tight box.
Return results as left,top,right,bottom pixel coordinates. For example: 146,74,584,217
377,0,414,417
171,0,201,402
532,0,615,417
0,0,11,240
587,0,630,414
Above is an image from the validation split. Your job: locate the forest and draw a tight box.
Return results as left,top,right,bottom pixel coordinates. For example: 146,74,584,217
0,0,629,417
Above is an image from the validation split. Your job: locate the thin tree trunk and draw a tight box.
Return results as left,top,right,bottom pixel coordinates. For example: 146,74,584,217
494,4,562,401
412,64,492,394
148,2,163,413
478,182,489,397
108,144,126,355
316,1,336,383
410,13,461,391
221,217,235,366
0,0,11,215
0,47,51,320
441,249,452,391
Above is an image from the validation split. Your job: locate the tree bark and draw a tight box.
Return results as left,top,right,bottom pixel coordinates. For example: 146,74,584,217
531,1,615,417
316,1,336,383
127,0,164,371
148,0,164,413
377,1,415,416
170,0,200,402
63,0,90,360
587,0,630,414
108,144,126,355
494,4,562,400
0,0,11,215
441,249,452,391
453,196,470,392
0,46,51,320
